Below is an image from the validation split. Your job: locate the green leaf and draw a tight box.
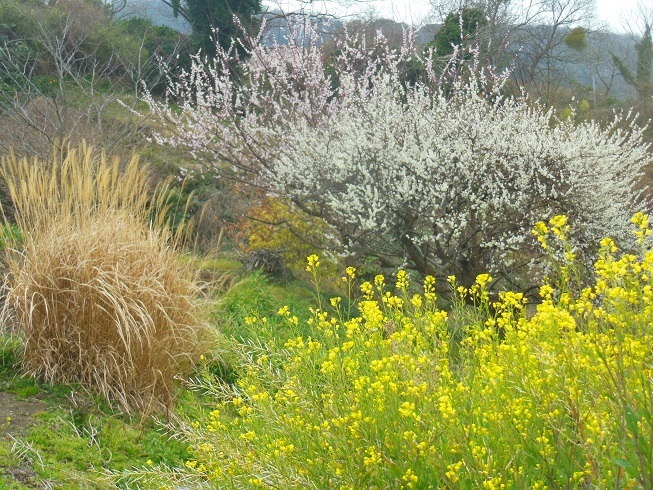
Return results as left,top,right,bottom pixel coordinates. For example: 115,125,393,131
625,406,640,437
614,458,639,478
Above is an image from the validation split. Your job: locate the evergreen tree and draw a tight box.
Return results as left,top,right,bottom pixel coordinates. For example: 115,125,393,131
428,7,487,57
168,0,262,57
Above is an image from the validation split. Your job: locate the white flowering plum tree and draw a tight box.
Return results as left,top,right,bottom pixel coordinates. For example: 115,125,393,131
144,19,651,287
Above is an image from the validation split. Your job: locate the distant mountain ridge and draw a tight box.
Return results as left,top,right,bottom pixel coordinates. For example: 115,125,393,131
119,0,190,31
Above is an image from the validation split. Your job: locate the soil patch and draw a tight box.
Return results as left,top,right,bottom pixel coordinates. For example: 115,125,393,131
4,466,37,486
0,391,47,436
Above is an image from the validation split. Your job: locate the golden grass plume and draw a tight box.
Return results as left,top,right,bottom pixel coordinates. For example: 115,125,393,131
0,143,207,415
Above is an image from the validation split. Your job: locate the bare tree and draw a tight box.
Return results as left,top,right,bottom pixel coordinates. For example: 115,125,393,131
0,0,184,157
99,0,128,18
612,4,653,101
429,0,598,103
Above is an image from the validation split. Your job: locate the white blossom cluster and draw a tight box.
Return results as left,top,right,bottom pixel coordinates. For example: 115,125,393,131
143,19,651,286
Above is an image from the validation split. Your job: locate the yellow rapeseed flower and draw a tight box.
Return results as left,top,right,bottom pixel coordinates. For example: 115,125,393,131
306,254,320,272
475,273,492,288
277,305,290,316
532,221,549,249
396,270,409,290
361,281,374,299
632,212,651,244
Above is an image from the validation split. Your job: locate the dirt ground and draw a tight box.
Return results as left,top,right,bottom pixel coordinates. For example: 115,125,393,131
0,391,46,437
0,391,47,488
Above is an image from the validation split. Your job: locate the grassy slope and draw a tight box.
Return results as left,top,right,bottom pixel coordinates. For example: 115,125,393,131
0,340,190,489
0,264,318,489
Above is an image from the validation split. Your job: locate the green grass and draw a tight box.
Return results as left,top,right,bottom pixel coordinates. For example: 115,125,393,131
21,410,189,480
195,256,243,274
0,266,318,488
0,443,28,490
0,254,389,489
0,389,192,489
0,336,20,379
211,271,316,341
0,334,192,489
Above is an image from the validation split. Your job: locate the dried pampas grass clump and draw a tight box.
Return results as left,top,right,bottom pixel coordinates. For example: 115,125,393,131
0,143,206,415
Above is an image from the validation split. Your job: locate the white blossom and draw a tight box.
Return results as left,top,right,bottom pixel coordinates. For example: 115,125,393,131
143,19,652,286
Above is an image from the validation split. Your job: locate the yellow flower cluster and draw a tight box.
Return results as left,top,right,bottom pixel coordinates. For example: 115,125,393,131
182,225,653,488
631,211,651,244
306,254,320,272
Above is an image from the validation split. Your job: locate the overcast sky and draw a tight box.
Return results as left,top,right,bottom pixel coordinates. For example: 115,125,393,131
263,0,644,32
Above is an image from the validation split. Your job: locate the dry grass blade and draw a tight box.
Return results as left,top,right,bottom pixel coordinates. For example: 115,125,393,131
0,142,207,416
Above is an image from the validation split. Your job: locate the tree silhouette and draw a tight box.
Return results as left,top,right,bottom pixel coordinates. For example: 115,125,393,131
428,7,487,56
165,0,262,57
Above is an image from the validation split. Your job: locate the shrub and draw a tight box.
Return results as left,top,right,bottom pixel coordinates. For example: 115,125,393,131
145,20,651,288
234,194,339,275
152,216,653,488
0,143,206,415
